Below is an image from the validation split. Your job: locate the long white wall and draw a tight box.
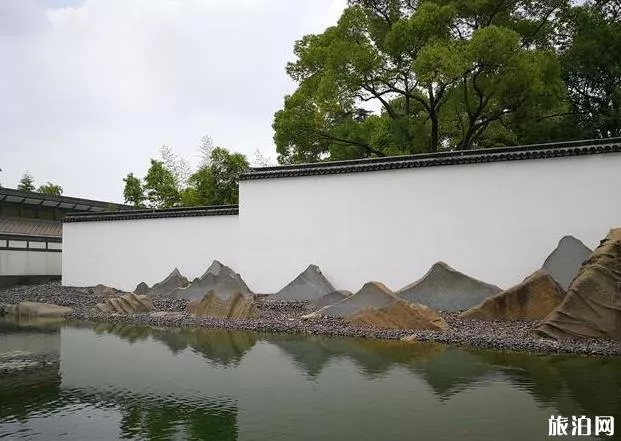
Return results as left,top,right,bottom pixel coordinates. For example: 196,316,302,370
238,153,621,293
0,250,62,276
62,216,239,291
63,152,621,293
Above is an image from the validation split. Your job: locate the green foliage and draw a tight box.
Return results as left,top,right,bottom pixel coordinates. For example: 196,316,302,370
184,147,250,206
274,0,580,163
122,142,249,208
37,182,63,196
143,160,181,209
561,1,621,138
17,172,35,192
123,173,145,208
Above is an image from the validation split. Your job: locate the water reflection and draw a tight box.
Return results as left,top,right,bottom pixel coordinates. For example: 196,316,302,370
1,319,620,441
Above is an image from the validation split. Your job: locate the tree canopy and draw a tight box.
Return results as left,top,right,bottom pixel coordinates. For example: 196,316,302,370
37,182,63,196
273,0,619,163
122,143,249,209
17,173,36,192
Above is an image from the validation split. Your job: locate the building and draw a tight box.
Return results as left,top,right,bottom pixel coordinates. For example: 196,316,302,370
0,187,133,288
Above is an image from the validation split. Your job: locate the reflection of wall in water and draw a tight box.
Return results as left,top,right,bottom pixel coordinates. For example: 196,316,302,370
0,319,62,420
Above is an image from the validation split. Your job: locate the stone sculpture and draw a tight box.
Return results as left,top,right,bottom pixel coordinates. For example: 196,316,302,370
396,262,502,312
461,270,564,321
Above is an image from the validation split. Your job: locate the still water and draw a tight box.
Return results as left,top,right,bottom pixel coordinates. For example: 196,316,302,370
0,318,619,441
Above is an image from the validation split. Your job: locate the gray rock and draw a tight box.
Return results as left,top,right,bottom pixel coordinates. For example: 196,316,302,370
134,282,150,295
396,262,502,312
311,282,400,318
146,268,189,297
270,264,335,301
311,290,352,308
171,260,252,301
542,235,592,291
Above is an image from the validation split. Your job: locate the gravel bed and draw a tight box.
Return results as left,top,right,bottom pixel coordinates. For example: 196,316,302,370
2,282,620,357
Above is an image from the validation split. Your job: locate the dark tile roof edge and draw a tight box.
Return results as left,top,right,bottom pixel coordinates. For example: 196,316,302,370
0,187,135,210
61,205,239,223
240,137,621,180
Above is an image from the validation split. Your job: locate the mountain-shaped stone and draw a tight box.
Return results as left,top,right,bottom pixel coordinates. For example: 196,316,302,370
346,300,448,331
270,264,335,301
94,293,154,315
537,228,621,341
310,282,401,318
171,260,252,301
134,282,150,295
188,291,259,320
542,235,592,291
396,262,502,312
146,268,189,297
461,270,565,321
311,290,352,308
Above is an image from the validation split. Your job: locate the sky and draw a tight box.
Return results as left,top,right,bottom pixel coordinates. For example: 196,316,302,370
0,0,346,202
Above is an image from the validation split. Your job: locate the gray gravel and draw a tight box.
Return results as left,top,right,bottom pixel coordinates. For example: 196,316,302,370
2,282,620,357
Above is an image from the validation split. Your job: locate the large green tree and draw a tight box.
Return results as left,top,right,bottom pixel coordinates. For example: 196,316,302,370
273,0,570,163
122,173,145,207
561,0,621,138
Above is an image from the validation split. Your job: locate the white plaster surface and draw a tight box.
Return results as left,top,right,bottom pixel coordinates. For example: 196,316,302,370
62,216,239,291
0,250,62,276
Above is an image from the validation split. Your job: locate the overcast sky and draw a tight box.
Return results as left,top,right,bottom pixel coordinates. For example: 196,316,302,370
0,0,346,202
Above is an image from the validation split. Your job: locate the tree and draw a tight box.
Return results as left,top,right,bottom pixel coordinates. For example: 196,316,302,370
184,147,250,206
198,135,215,166
253,149,274,167
273,0,570,163
17,172,35,192
37,182,63,196
143,160,181,209
123,173,145,207
160,145,191,187
561,0,621,138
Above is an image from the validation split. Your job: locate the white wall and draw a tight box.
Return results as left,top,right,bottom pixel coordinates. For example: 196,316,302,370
238,153,621,293
0,250,62,276
62,215,239,291
62,153,621,293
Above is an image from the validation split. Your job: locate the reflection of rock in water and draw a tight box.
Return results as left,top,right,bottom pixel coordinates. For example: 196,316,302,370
184,329,257,367
264,333,448,380
92,323,152,344
0,317,62,420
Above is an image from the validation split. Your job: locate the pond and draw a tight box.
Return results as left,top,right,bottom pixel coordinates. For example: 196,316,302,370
0,317,619,441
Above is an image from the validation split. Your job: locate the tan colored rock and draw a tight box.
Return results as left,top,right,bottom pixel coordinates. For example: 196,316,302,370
188,291,259,320
346,300,448,331
94,293,154,315
537,228,621,341
12,302,73,317
461,270,565,321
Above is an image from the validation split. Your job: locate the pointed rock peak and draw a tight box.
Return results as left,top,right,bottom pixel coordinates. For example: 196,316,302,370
543,235,593,291
397,262,502,312
134,282,150,295
201,260,224,278
359,281,393,295
272,264,335,301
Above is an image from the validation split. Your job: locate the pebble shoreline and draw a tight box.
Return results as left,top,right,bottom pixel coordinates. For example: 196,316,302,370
1,282,620,358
